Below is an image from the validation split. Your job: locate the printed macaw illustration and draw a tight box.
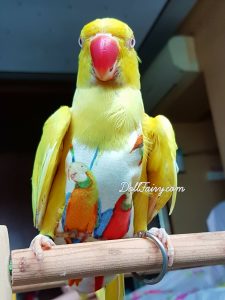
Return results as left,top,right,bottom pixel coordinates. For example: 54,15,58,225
63,161,98,243
62,161,99,287
94,191,132,239
102,191,132,239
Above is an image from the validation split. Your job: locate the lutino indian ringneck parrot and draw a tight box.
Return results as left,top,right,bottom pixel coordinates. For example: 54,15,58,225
30,18,178,299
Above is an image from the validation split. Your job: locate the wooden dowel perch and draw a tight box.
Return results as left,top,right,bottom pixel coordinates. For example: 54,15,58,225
1,225,225,298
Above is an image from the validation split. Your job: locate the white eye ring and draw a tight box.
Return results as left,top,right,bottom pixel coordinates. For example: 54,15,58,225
128,37,136,48
78,37,83,48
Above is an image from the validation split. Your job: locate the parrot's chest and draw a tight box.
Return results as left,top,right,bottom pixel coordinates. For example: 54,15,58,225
59,128,143,241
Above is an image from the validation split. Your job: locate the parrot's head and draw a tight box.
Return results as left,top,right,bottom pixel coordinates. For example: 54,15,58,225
77,18,140,89
68,162,89,183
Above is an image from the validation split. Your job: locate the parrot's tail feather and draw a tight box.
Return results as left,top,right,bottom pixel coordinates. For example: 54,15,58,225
105,274,124,300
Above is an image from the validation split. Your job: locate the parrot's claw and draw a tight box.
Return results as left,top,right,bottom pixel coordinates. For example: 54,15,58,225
30,234,55,261
148,227,174,267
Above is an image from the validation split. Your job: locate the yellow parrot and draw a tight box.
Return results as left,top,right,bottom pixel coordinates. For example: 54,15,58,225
30,18,177,299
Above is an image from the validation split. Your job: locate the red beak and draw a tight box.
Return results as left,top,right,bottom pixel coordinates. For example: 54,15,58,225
90,34,119,81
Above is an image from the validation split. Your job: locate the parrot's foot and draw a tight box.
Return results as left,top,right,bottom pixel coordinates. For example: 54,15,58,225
30,234,55,261
149,227,174,267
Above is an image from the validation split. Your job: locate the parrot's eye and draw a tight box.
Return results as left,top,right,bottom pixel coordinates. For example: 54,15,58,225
128,37,136,49
78,37,83,48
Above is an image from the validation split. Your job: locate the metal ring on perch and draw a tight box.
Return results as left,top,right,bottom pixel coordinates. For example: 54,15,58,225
132,231,168,284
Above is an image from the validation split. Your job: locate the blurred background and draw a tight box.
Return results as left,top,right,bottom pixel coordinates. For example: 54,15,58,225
1,0,225,299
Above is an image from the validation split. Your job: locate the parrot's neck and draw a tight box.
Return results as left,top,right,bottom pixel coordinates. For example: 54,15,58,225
71,86,144,150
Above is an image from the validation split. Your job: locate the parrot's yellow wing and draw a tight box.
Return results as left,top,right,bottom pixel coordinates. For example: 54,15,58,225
143,114,178,221
32,106,71,229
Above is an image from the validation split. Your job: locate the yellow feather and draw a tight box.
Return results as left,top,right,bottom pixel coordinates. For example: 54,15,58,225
39,114,76,236
134,114,177,231
32,106,71,229
71,86,144,150
143,114,178,220
80,18,133,40
105,274,124,300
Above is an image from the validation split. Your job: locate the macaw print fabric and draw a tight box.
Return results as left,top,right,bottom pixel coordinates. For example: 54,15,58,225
55,128,143,293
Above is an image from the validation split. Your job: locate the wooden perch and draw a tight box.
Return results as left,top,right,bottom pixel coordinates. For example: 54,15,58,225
1,225,225,298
